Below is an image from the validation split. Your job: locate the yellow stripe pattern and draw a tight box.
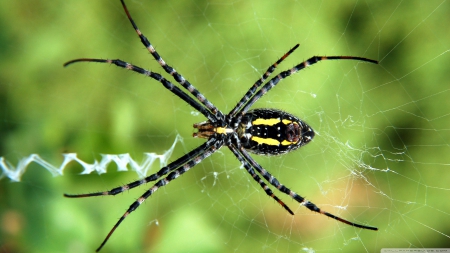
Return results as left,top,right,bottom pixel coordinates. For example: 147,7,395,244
249,117,296,146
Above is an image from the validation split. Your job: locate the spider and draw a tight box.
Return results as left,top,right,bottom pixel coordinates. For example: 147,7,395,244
64,0,378,251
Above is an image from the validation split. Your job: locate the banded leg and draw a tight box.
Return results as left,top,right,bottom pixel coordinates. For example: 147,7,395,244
227,143,294,215
237,145,378,231
63,58,216,122
239,55,378,114
94,139,223,252
119,0,223,120
64,139,215,198
229,44,299,117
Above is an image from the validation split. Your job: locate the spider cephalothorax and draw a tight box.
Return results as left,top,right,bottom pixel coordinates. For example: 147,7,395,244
63,0,378,251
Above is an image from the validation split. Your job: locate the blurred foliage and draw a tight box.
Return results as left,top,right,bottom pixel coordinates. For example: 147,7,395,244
1,0,449,252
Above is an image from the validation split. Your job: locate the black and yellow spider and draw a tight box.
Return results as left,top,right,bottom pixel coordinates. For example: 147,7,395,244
64,0,378,251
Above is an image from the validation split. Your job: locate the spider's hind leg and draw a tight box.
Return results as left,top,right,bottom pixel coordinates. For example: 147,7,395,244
238,145,378,231
228,143,294,215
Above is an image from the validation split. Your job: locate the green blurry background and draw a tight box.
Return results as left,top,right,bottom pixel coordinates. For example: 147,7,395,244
1,1,449,252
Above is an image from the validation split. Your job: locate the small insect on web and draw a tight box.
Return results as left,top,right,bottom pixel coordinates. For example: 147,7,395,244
63,0,379,251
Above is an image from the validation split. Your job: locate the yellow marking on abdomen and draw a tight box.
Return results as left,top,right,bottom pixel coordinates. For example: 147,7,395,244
251,136,280,146
281,140,295,145
282,119,293,125
252,118,280,126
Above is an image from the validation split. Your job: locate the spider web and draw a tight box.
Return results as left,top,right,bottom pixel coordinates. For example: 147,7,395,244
1,0,450,252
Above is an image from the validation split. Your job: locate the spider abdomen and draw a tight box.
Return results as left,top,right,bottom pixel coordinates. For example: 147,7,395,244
238,108,314,155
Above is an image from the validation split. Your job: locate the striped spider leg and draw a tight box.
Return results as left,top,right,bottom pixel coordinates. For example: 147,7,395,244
235,55,378,115
66,138,223,251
